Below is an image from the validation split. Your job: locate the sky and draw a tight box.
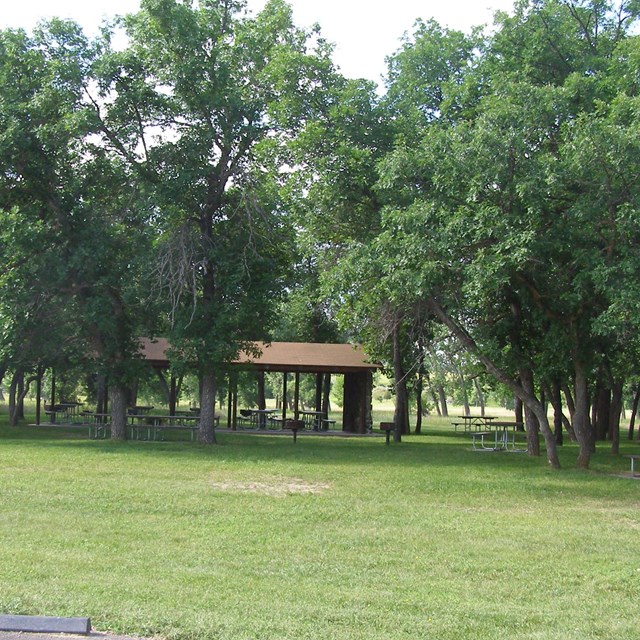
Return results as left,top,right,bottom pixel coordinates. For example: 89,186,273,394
1,0,516,85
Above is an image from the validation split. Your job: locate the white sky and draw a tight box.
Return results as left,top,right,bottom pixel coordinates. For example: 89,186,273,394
1,0,515,85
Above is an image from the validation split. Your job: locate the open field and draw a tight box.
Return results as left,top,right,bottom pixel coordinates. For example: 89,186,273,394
0,411,639,640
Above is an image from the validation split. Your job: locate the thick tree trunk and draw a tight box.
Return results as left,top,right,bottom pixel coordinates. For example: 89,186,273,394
198,371,217,444
427,297,560,468
257,372,266,411
392,321,409,441
109,384,128,440
520,367,540,456
573,361,593,468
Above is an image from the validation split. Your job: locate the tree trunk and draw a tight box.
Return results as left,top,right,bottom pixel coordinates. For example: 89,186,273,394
561,383,576,424
573,360,593,468
629,383,640,440
426,376,441,416
514,395,524,431
609,380,623,456
455,361,470,416
109,384,129,440
198,371,217,444
392,320,409,441
322,373,331,416
257,372,266,411
315,373,323,414
474,378,485,417
96,374,108,415
438,384,448,417
0,360,6,402
17,374,24,419
9,371,37,426
427,297,560,468
415,372,423,434
594,383,610,441
520,367,540,456
8,370,22,426
548,381,564,445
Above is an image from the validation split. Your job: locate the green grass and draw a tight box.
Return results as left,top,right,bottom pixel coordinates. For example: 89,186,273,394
0,413,639,639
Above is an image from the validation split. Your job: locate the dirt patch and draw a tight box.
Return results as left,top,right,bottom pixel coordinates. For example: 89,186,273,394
210,476,331,497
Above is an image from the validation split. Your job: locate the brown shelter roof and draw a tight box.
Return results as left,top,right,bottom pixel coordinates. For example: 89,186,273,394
138,338,379,374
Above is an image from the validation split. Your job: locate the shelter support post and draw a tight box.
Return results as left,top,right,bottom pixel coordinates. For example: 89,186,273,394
294,372,300,420
342,371,373,434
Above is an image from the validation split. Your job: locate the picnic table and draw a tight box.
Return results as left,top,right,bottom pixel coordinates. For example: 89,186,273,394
452,415,496,432
127,413,205,441
300,410,324,430
246,408,278,429
44,402,84,423
471,421,526,452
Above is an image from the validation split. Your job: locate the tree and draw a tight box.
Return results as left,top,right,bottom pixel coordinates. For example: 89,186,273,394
0,21,156,436
92,0,337,442
372,0,640,468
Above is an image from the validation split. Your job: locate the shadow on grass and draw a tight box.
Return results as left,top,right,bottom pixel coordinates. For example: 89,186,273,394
4,422,636,486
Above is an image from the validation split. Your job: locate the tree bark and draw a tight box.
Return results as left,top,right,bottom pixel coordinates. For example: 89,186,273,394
520,366,540,456
573,360,593,468
109,384,129,440
198,371,217,444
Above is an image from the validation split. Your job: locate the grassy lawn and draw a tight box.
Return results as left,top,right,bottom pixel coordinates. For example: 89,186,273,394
0,413,639,639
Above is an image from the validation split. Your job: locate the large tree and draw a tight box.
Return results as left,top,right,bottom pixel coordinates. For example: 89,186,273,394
0,21,154,435
372,0,640,468
90,0,337,442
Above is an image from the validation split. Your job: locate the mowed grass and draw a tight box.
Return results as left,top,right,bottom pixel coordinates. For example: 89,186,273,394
0,416,639,640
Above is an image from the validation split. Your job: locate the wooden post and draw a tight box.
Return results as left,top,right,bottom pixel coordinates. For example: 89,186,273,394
294,372,300,420
231,374,238,430
282,372,288,422
35,367,42,425
227,377,233,430
169,375,177,416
